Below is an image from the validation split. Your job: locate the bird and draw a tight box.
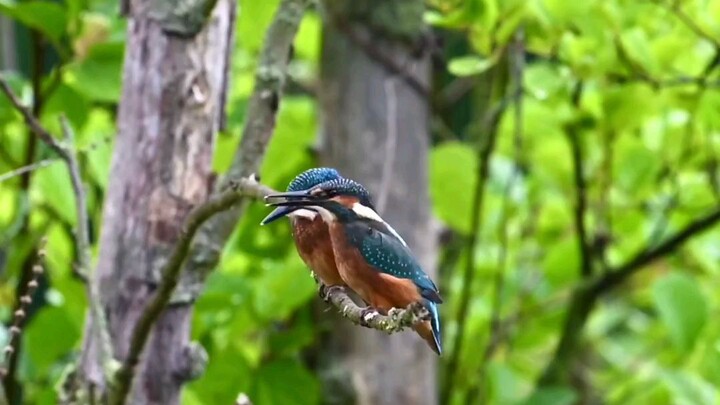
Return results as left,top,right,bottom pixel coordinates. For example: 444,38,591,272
264,177,443,354
260,167,350,287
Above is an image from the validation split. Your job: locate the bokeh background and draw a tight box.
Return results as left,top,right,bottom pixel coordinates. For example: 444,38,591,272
1,0,720,404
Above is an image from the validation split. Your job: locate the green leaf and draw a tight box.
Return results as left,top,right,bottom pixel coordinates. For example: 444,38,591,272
237,0,280,53
523,386,577,405
429,142,477,234
663,370,717,405
252,359,319,405
25,307,80,375
31,160,76,225
448,55,496,77
260,97,317,190
542,238,579,288
67,42,125,102
187,347,252,404
0,0,67,44
43,83,91,130
252,259,315,321
653,272,708,351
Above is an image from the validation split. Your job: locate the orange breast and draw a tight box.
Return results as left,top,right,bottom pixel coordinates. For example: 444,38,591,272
327,222,422,311
292,217,345,286
327,222,438,353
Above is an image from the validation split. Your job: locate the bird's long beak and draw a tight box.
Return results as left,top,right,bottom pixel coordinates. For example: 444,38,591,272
260,206,299,225
261,190,325,225
263,190,313,204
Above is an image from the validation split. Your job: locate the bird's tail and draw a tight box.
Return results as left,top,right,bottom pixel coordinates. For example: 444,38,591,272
413,300,442,355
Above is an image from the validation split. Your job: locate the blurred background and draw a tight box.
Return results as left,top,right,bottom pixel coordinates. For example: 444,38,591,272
1,0,720,404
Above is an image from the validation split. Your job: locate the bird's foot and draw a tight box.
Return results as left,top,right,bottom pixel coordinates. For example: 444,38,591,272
358,307,380,328
318,283,327,299
320,284,345,302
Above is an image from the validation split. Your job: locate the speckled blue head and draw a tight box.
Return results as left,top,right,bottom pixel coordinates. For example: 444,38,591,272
287,167,341,192
312,177,375,209
261,167,342,225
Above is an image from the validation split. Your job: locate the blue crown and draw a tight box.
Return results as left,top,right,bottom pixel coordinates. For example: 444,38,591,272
287,167,342,192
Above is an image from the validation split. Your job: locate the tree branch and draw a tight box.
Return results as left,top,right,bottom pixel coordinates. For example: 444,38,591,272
0,75,117,387
319,283,430,333
109,176,272,405
471,29,526,403
566,82,592,278
538,205,720,386
595,206,720,292
0,158,57,183
441,50,511,405
0,76,71,162
111,1,311,403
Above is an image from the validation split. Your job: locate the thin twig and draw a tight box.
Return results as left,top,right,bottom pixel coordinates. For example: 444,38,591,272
59,116,117,388
471,30,526,404
657,0,720,48
441,51,510,405
0,159,58,183
0,75,71,161
566,82,592,278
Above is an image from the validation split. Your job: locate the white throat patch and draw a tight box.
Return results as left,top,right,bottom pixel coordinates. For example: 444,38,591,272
288,208,317,220
351,203,408,247
311,206,336,223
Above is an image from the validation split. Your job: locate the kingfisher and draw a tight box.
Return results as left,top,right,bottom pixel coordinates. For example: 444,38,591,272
264,177,443,355
260,167,351,287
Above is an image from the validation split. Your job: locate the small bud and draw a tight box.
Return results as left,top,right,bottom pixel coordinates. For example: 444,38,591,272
4,346,14,355
9,326,20,335
14,310,25,319
28,280,38,289
33,264,43,275
20,296,31,305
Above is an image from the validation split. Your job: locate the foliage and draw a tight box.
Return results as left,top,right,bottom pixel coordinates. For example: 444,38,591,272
0,0,719,404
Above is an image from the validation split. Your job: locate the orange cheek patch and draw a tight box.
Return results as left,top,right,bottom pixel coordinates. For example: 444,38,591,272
332,195,359,208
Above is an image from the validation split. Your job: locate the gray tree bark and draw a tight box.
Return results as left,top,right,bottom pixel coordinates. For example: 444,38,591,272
318,2,438,404
77,0,235,403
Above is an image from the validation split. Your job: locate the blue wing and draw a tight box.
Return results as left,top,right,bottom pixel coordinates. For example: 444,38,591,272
344,220,442,303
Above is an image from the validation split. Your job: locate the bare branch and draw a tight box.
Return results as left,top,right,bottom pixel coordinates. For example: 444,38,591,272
0,75,71,161
0,159,57,183
319,283,430,333
538,205,720,386
0,74,117,385
566,82,592,278
59,116,117,387
110,1,312,403
110,176,273,405
441,50,511,405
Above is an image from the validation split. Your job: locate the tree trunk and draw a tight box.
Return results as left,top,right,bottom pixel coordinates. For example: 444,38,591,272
77,0,235,403
318,2,437,404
